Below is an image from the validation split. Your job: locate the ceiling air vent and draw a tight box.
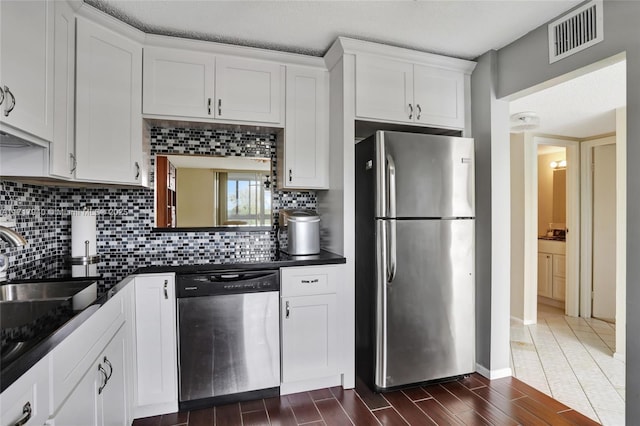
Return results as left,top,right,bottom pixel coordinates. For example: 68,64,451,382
548,0,603,63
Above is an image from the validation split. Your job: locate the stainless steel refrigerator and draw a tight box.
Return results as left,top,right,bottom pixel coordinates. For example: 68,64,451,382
355,130,475,392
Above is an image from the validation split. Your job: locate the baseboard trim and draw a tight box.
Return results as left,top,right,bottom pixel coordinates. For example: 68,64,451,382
614,352,626,363
476,364,512,380
510,316,524,324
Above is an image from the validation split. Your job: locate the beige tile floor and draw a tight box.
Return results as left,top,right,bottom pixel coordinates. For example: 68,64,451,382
510,304,625,425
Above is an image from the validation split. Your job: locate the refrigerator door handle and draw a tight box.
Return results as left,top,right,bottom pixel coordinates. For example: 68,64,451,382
386,154,397,217
386,154,397,283
387,219,397,283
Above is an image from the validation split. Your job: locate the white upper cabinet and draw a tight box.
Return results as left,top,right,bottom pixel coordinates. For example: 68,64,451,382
413,64,465,129
355,55,413,124
215,56,283,124
280,66,329,190
0,0,54,142
355,53,467,130
75,17,143,185
143,47,215,118
50,0,76,179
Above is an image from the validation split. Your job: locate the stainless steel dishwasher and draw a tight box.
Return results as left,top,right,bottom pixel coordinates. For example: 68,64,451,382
176,270,280,411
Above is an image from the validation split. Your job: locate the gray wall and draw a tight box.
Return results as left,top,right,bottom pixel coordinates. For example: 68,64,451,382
493,1,640,419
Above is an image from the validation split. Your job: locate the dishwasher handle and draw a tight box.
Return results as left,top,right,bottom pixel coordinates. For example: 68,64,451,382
176,270,280,297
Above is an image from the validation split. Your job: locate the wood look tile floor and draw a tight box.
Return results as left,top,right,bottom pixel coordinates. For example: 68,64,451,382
132,374,599,426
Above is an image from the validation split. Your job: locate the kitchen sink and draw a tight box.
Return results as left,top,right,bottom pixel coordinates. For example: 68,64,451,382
0,280,97,311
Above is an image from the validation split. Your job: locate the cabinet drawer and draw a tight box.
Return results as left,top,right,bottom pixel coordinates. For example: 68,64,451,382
50,292,125,412
0,356,49,426
281,265,339,297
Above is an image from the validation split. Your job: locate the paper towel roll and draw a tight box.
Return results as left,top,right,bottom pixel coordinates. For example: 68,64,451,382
71,211,97,257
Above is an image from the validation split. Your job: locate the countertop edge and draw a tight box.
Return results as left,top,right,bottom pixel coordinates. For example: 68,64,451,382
0,254,345,392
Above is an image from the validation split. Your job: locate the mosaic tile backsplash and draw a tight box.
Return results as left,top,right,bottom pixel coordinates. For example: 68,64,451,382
0,127,316,293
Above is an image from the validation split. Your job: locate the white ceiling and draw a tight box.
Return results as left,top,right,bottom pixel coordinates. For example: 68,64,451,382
84,0,581,60
510,60,627,138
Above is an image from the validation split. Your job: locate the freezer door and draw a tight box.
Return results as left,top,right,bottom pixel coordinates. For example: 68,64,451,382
375,131,474,218
374,218,475,390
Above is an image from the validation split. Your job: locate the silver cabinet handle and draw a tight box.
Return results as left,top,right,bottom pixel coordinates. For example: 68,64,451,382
70,153,77,174
288,169,292,182
135,162,140,180
301,279,319,284
218,99,222,115
207,98,212,115
13,402,31,426
163,279,168,299
416,104,422,120
98,363,108,394
408,103,413,120
103,356,113,381
285,301,290,319
0,86,4,107
4,86,15,117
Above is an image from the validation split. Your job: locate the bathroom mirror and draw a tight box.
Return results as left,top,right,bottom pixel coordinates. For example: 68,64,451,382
552,168,566,223
155,154,272,229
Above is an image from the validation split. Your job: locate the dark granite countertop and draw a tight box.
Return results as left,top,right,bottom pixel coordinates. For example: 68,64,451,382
135,249,346,274
1,250,345,393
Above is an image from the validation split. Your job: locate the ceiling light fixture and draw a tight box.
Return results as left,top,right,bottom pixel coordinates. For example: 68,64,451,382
549,159,567,169
510,111,540,133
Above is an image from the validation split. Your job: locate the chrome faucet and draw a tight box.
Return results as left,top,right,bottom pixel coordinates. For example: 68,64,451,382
0,225,27,283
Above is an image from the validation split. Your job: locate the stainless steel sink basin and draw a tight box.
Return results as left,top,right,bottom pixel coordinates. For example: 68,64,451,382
0,299,70,328
0,280,98,311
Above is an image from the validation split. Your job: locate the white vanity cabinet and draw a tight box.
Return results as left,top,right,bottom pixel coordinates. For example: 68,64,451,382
538,240,566,303
0,356,50,426
280,265,341,394
279,66,329,190
215,56,283,124
132,274,178,418
0,0,54,143
75,16,143,185
143,47,215,118
355,54,467,130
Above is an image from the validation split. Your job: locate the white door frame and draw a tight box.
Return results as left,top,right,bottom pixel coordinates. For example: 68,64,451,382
580,135,616,319
523,135,580,324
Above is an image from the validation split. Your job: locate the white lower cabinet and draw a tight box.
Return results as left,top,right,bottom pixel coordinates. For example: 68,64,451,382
50,326,127,426
280,265,341,394
133,274,178,418
0,355,50,426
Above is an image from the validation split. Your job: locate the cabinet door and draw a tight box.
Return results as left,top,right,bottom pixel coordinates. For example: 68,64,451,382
0,356,50,426
355,55,414,123
50,0,75,178
537,253,553,298
282,66,329,189
134,275,178,410
99,327,128,426
51,362,100,426
75,17,143,184
215,56,282,123
553,276,566,302
413,65,465,129
281,294,338,383
0,0,54,141
143,47,215,118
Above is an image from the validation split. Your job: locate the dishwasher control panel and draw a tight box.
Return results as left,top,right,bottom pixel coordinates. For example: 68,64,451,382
176,270,280,297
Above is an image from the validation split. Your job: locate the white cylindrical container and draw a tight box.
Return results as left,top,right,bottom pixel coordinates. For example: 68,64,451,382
71,210,98,277
286,210,320,255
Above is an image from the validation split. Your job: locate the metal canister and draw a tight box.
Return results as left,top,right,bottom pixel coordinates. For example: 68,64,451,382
280,209,320,255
